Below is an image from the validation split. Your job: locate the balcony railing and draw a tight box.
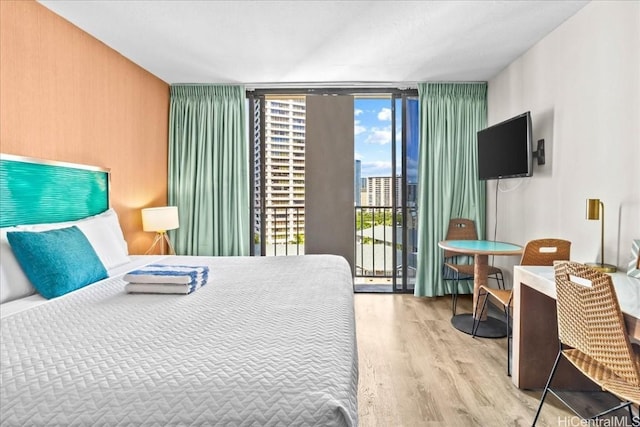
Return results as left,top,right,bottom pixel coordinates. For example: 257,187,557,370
355,206,399,278
256,206,411,281
260,206,305,256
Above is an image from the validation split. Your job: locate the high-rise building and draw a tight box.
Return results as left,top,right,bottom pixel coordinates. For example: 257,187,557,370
260,97,306,244
366,176,401,207
354,160,361,206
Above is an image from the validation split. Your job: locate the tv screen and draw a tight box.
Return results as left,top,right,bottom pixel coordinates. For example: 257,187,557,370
477,112,532,180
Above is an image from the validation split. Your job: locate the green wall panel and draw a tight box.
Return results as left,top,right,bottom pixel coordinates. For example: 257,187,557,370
0,155,110,227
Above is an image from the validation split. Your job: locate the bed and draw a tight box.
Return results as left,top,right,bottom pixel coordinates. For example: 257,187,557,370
0,154,358,426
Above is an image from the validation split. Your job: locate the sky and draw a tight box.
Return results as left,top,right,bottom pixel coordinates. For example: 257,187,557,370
354,98,398,178
355,96,428,182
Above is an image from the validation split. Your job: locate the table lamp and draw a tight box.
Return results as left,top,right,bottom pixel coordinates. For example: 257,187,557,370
142,206,179,255
585,198,616,273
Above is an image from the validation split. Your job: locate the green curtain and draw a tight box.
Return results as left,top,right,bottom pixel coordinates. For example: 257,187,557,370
414,83,487,297
168,85,249,256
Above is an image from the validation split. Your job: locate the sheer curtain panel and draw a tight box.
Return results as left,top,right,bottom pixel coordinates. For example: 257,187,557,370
168,85,249,256
414,83,487,297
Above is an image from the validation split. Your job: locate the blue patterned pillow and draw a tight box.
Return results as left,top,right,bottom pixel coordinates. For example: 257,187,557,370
7,226,108,299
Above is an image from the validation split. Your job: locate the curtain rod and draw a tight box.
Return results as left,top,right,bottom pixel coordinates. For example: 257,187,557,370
244,81,419,91
172,81,485,90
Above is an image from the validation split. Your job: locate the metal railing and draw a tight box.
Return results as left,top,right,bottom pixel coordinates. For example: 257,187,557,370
261,206,305,256
256,205,408,281
355,206,399,278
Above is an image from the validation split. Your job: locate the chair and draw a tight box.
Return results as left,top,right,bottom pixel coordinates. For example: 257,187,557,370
472,238,571,376
532,261,640,425
442,218,504,315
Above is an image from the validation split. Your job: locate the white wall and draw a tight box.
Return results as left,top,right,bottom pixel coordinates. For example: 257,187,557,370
486,1,639,283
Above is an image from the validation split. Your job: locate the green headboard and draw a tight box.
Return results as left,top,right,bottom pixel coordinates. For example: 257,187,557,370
0,154,110,228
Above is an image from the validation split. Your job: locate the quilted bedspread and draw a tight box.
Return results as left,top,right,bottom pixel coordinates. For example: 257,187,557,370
1,255,358,426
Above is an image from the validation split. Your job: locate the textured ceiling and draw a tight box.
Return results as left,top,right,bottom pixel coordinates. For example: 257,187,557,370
38,0,588,86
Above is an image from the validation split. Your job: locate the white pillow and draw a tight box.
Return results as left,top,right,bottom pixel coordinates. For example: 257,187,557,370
18,209,130,270
0,227,36,304
76,210,130,269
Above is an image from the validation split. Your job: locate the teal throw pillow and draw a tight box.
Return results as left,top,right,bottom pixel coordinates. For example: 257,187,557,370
7,226,108,299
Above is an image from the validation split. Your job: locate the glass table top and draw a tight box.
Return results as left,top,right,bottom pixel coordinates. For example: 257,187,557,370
440,240,523,254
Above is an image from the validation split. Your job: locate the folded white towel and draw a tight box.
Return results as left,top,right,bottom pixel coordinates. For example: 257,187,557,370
124,264,209,285
126,283,198,295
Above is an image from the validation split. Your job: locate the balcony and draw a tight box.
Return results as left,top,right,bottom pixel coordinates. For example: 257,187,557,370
255,205,415,290
257,206,305,256
355,206,398,278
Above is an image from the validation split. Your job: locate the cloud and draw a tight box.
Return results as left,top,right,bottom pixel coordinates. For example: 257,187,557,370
365,126,391,145
377,108,392,121
354,151,363,160
354,120,366,135
361,161,392,177
354,108,363,116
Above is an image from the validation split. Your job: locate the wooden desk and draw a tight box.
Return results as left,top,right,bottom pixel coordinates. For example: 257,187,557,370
438,240,522,338
512,266,640,389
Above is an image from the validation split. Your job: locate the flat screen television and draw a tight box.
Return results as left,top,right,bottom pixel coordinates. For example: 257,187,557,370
477,111,533,180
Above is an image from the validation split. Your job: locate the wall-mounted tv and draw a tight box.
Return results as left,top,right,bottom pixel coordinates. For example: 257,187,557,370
477,111,533,180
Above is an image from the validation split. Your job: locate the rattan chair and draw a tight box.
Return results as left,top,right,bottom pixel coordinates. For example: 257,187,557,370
532,261,640,425
442,218,504,315
472,238,571,376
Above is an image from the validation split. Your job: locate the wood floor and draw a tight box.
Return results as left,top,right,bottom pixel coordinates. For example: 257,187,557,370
354,293,574,427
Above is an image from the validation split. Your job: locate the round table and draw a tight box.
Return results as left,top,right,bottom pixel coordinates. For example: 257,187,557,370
438,240,523,338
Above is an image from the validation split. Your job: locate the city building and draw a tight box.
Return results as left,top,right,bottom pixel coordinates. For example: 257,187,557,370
261,97,306,244
354,159,361,206
365,176,402,207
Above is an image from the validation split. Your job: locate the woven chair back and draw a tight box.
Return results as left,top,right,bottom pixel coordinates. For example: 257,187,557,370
554,262,640,386
443,218,477,259
521,238,571,266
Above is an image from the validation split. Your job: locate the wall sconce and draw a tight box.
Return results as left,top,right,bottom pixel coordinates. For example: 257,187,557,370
141,206,179,255
585,198,616,273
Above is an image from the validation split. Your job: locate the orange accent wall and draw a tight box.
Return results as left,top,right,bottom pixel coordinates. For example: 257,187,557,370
0,1,169,254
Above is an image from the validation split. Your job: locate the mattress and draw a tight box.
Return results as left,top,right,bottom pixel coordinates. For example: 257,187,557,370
0,255,163,318
1,254,358,426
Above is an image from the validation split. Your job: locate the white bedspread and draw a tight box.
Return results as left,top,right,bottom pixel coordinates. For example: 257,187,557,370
1,255,358,426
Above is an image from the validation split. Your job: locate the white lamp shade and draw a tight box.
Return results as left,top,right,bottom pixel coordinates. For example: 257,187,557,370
142,206,179,232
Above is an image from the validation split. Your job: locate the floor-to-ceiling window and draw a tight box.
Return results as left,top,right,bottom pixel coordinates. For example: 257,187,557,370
354,93,419,293
248,88,418,293
250,95,306,257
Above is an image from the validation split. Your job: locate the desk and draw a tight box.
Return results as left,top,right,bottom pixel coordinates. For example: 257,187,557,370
512,266,640,389
438,240,523,338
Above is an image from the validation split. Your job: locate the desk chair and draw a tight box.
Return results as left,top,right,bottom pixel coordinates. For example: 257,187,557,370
472,238,571,376
532,262,640,425
442,218,504,315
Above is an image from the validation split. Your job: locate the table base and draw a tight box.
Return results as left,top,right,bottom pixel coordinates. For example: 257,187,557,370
451,314,508,338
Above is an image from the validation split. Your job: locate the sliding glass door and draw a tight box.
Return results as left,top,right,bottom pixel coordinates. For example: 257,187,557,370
248,89,418,293
354,93,419,293
400,95,420,292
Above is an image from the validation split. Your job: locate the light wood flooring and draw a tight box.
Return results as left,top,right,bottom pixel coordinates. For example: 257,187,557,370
354,293,575,427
